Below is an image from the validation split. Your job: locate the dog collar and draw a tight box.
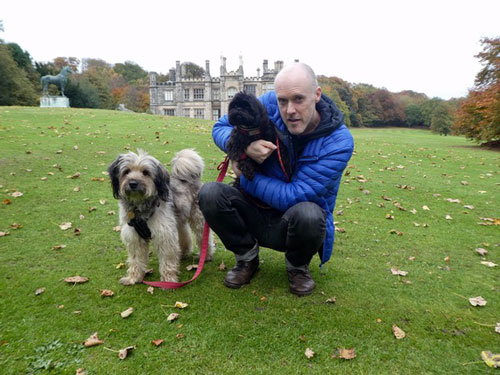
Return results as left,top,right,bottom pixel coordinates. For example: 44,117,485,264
238,127,262,142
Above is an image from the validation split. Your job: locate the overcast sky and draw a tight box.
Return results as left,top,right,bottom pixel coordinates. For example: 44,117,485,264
2,0,499,99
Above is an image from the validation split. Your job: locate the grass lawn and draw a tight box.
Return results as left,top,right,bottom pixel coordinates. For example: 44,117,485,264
0,107,499,374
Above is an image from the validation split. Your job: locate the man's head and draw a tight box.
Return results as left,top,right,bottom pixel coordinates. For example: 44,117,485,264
274,63,321,136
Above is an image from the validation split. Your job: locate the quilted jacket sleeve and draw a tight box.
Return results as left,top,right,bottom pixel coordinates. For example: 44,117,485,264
212,114,232,152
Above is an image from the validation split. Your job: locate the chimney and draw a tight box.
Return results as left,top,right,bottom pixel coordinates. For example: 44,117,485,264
220,56,227,75
205,60,210,76
175,61,181,80
149,72,157,85
263,59,268,73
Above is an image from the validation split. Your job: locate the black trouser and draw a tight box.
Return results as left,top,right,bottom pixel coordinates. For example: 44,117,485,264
198,182,326,267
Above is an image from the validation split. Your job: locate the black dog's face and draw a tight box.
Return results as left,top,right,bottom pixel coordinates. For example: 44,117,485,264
228,92,269,129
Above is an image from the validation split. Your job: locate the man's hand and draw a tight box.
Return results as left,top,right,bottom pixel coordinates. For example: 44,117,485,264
245,140,277,164
231,160,242,178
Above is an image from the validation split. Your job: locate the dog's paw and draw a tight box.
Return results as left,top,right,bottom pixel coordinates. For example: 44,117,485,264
119,276,142,285
160,273,179,283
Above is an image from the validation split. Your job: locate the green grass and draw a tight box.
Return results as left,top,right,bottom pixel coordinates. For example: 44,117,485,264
0,107,499,374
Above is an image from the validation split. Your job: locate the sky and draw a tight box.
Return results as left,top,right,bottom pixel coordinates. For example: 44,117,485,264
2,0,499,100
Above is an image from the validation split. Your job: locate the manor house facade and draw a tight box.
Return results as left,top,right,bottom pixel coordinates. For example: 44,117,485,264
149,57,291,120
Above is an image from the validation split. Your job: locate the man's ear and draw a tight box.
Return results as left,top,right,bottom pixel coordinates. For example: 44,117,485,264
315,86,322,103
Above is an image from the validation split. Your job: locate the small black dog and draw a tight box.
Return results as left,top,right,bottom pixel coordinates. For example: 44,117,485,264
227,91,291,181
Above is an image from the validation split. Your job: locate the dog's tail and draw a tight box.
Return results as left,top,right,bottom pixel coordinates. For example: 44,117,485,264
171,149,204,184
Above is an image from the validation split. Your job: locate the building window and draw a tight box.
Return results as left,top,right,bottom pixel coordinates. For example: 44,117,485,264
183,108,190,118
193,88,204,100
184,89,190,100
212,89,220,101
212,109,220,121
194,109,204,119
227,87,237,99
164,109,175,116
244,85,256,96
164,90,173,101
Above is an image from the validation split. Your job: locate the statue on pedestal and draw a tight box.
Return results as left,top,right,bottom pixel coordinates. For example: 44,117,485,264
41,66,72,97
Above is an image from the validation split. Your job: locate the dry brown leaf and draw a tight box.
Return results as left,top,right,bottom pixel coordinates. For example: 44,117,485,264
389,229,403,236
392,325,406,339
332,348,356,360
0,231,11,237
118,345,136,360
2,199,11,205
218,260,226,271
475,248,488,256
52,244,67,250
167,313,179,322
83,332,104,347
100,289,114,297
152,339,164,347
59,222,72,230
35,287,45,295
390,267,408,276
76,368,87,375
469,296,487,307
325,297,336,304
64,276,89,284
120,307,134,318
10,223,22,230
305,348,315,359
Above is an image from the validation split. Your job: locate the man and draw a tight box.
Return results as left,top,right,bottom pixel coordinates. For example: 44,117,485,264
199,63,353,296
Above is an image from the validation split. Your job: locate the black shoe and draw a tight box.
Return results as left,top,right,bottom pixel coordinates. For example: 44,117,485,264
287,268,315,296
224,256,259,289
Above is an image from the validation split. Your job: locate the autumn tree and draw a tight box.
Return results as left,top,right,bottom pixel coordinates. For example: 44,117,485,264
454,37,500,145
0,44,38,105
430,102,453,135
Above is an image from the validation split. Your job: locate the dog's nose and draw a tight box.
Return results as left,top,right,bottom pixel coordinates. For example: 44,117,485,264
128,180,139,190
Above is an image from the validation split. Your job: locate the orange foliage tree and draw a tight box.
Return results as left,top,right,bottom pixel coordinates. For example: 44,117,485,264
454,37,500,145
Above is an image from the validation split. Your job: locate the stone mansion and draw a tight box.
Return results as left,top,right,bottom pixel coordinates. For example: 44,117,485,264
149,57,292,120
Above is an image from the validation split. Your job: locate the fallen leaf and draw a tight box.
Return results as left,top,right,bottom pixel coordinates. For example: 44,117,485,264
0,231,11,237
120,307,134,318
83,332,104,347
305,348,315,359
59,222,72,230
52,244,67,250
422,205,430,211
475,248,488,256
331,348,356,360
186,264,198,271
495,323,500,334
2,199,11,205
100,289,114,297
445,198,461,203
176,333,184,339
10,223,22,230
167,313,179,322
64,276,89,284
385,214,394,220
260,296,268,302
151,339,164,347
116,262,126,269
174,301,188,309
35,287,45,295
73,228,81,236
392,325,406,339
444,256,451,262
118,345,135,360
11,191,23,198
99,199,107,205
463,205,475,210
481,261,498,268
389,229,403,236
76,368,87,375
325,297,336,304
469,296,487,307
113,226,121,232
445,214,453,220
481,351,500,368
73,186,81,192
390,268,408,276
147,286,154,295
218,260,226,271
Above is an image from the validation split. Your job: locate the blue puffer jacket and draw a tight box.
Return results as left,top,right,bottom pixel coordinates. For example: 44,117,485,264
213,91,354,265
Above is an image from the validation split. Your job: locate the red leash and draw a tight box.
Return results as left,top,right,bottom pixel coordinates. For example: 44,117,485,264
143,156,229,289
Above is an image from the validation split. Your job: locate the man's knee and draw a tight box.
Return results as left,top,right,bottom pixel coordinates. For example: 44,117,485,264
198,182,223,213
284,202,326,234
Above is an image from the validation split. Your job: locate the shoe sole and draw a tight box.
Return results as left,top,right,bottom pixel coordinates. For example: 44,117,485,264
289,286,315,297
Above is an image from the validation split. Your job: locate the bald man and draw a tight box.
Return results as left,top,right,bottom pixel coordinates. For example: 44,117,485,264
199,63,354,296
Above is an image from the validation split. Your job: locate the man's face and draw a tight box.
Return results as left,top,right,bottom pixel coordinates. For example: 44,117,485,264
275,74,321,136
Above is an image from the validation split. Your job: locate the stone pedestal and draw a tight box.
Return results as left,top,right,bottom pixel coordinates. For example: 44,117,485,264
40,96,70,108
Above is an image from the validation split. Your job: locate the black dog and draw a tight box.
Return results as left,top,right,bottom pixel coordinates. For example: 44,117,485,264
227,91,291,181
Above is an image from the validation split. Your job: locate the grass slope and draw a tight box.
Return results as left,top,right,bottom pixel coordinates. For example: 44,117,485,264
0,107,499,374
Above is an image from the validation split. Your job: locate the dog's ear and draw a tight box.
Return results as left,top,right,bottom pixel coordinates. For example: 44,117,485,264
154,162,170,201
108,155,123,199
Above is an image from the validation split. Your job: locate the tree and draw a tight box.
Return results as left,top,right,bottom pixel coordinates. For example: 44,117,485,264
7,43,40,90
181,62,204,79
0,44,38,105
114,61,147,83
405,103,426,126
454,37,500,145
430,103,453,135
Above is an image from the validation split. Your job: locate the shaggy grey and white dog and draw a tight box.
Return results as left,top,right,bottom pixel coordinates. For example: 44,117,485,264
108,149,214,285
